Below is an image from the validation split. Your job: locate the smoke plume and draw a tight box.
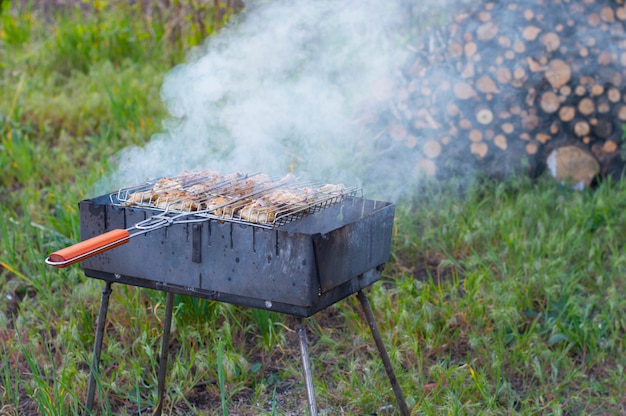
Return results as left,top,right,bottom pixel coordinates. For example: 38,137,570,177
103,0,466,201
102,0,626,199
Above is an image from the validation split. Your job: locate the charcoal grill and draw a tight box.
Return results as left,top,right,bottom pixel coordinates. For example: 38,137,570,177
46,171,409,416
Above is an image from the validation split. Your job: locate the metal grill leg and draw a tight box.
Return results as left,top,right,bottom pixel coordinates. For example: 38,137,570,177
86,281,113,413
296,319,318,416
154,292,175,416
357,290,410,416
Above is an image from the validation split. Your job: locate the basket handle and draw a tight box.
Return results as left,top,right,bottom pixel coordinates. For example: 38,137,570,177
46,229,131,268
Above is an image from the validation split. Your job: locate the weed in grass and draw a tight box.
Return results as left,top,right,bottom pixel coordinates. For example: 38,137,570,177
0,337,20,414
1,11,28,42
15,323,82,415
249,308,283,353
174,295,219,326
1,124,35,190
217,339,229,416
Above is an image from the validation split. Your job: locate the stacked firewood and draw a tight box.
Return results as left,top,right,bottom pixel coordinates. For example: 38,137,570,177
374,0,626,186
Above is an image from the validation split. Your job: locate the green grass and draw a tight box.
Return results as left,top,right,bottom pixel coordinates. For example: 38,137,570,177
2,2,626,415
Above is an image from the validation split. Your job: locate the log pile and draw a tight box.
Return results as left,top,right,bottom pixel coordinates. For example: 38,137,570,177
373,0,626,186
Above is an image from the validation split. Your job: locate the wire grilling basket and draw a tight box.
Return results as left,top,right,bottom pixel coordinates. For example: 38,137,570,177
112,169,360,229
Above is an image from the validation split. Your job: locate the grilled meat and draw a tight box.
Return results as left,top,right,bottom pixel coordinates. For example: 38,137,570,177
120,170,350,225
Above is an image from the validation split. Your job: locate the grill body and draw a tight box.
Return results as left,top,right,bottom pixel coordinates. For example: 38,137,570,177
80,195,395,317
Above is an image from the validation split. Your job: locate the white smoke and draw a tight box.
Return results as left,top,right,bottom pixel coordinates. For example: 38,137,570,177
97,0,626,200
100,0,466,201
98,0,480,199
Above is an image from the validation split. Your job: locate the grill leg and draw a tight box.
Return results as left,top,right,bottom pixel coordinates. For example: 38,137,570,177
296,319,318,416
86,281,113,413
357,290,410,416
154,292,175,416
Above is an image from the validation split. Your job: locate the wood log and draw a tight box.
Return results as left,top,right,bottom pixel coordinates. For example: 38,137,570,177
558,105,576,122
590,84,605,96
373,0,626,182
574,120,591,137
469,129,483,142
577,98,595,116
597,97,611,114
545,59,571,89
496,66,513,84
542,32,560,52
559,85,572,98
494,134,508,150
601,6,615,22
523,25,542,41
453,82,477,99
527,57,543,73
550,123,560,135
423,139,442,159
526,142,539,156
465,41,478,57
471,141,489,158
415,159,437,177
603,140,618,153
476,107,494,125
389,124,407,142
539,91,560,113
546,145,600,188
476,21,499,41
607,87,621,102
476,75,499,94
501,122,515,135
521,111,540,131
536,132,552,144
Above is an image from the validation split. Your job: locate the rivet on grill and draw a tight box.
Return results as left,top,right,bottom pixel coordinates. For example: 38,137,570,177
265,300,273,309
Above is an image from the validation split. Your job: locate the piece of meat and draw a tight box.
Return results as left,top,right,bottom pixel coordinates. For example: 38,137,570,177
123,177,184,206
238,188,309,224
152,178,184,193
239,204,277,223
205,196,238,217
153,191,200,211
122,190,154,206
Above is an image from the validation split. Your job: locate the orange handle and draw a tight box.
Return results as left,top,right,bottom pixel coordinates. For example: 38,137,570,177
47,229,131,268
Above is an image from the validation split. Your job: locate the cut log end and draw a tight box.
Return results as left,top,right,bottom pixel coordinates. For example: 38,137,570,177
546,145,600,188
471,142,489,158
415,159,437,177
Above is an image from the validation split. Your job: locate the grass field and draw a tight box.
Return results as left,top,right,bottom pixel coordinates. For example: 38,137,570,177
2,2,626,415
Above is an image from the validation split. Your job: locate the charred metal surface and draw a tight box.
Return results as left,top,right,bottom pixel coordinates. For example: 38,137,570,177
79,196,395,317
312,199,393,294
192,224,202,263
